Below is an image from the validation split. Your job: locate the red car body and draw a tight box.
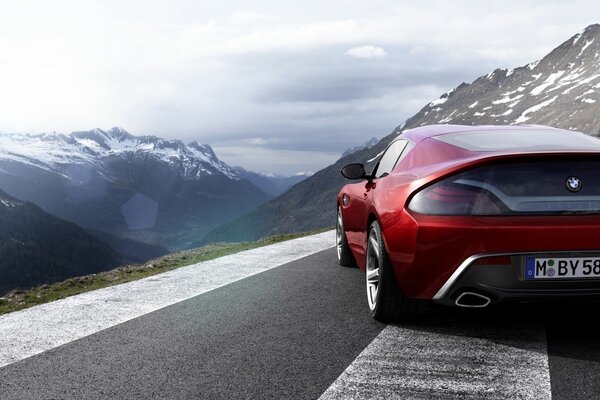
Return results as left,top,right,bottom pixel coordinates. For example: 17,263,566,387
338,124,600,312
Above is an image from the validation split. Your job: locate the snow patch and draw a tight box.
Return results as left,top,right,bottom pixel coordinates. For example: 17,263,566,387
563,73,600,94
492,94,524,105
582,98,596,103
514,96,558,124
0,200,17,208
575,89,596,99
578,39,595,58
468,101,479,109
530,71,565,96
528,60,540,70
429,89,455,107
429,96,448,106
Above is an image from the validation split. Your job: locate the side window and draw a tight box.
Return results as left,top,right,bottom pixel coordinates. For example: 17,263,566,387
373,140,408,178
396,142,414,165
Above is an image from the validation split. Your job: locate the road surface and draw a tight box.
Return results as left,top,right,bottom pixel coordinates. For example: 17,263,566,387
1,233,599,399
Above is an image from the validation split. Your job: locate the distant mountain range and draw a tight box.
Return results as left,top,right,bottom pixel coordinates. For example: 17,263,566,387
203,24,600,243
233,167,312,197
0,127,269,250
341,137,378,158
0,189,121,296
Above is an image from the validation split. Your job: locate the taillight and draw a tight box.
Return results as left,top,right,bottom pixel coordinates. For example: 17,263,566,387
408,183,503,215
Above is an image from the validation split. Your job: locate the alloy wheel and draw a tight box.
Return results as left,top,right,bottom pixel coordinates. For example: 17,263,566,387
366,227,380,311
336,208,343,261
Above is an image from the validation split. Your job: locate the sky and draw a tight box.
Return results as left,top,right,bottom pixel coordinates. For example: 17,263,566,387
0,1,599,174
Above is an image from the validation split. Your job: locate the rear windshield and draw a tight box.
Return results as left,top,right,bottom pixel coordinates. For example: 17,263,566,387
433,129,600,152
412,157,600,215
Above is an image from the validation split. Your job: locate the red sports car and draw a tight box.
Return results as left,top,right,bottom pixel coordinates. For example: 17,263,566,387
337,124,600,322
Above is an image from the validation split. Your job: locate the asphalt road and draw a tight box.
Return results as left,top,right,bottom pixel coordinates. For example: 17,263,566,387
1,247,600,399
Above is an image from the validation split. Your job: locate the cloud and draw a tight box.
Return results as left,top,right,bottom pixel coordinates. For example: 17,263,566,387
0,0,599,175
344,45,388,58
229,11,273,25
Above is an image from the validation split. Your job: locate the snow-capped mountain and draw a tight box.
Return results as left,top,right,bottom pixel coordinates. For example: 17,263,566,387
0,127,240,180
394,24,600,135
0,128,269,250
203,24,600,244
341,137,379,158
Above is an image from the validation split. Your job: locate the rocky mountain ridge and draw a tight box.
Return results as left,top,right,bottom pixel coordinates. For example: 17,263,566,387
0,127,240,180
341,137,379,158
395,23,600,135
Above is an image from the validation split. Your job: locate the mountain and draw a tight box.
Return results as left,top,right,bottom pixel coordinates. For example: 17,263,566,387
341,137,379,158
0,127,269,250
202,24,600,244
233,167,312,197
0,189,121,296
86,230,167,264
399,23,600,134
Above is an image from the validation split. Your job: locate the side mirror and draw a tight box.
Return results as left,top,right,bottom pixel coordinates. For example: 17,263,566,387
340,163,367,180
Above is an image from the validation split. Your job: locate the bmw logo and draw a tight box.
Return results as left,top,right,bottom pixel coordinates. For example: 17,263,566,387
565,176,582,192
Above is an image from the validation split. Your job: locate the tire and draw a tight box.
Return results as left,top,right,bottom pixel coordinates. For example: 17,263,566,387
365,220,420,322
336,206,356,267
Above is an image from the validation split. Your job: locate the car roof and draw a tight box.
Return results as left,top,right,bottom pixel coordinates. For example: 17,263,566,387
400,124,600,153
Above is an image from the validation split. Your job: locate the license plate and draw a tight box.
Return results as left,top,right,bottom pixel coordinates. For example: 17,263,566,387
525,257,600,280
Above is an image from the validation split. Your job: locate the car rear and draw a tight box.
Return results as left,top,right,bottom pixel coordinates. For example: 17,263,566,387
387,127,600,307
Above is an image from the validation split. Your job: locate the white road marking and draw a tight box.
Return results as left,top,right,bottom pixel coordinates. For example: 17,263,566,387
319,320,551,399
0,230,335,368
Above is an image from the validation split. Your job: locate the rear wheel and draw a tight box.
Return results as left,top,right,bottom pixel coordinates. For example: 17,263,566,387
336,207,355,267
366,220,419,322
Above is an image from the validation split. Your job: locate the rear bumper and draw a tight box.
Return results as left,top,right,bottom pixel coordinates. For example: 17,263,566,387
432,251,600,307
382,212,600,300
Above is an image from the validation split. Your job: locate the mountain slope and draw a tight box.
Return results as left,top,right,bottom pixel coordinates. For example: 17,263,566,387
202,24,600,243
0,189,121,296
0,128,269,250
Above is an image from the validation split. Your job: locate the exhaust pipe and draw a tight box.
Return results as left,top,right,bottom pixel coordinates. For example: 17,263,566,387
455,291,491,308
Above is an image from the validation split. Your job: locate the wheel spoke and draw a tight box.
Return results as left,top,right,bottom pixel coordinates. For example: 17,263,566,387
367,267,379,281
369,235,379,258
368,285,377,302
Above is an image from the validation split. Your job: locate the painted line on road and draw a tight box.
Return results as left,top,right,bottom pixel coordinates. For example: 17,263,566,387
319,320,551,399
0,230,335,368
